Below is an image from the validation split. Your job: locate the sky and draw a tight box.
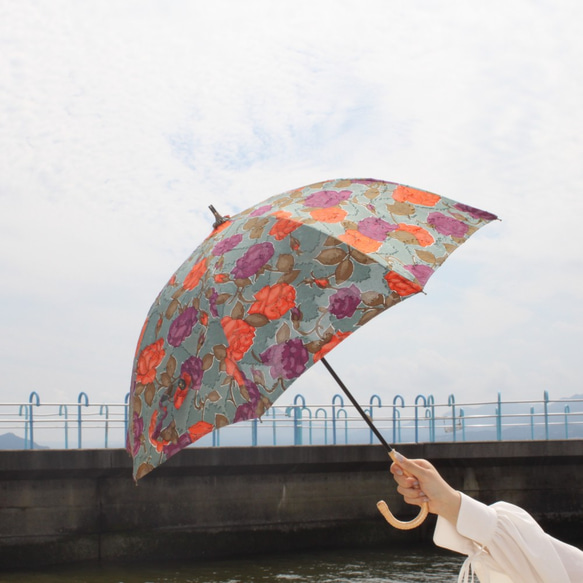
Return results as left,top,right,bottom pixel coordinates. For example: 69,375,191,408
1,0,582,415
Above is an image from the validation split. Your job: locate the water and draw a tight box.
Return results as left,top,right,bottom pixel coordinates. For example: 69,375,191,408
0,547,463,583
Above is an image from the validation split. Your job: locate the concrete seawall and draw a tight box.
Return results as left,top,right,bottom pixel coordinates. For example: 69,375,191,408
0,441,581,569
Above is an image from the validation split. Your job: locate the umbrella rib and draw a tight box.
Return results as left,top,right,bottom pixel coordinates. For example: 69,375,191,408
320,357,393,454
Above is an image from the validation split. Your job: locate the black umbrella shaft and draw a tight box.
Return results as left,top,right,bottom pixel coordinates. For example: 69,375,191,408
320,357,393,454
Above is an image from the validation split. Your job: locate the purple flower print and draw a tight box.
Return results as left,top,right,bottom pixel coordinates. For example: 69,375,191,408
180,356,204,391
329,284,361,319
290,306,302,323
233,376,263,422
427,212,469,238
129,412,143,456
453,203,498,222
404,264,434,287
250,204,273,217
231,241,275,279
234,402,256,422
260,338,309,380
244,377,261,402
304,190,351,208
163,432,193,458
168,306,198,347
357,217,398,241
212,234,243,256
151,404,168,441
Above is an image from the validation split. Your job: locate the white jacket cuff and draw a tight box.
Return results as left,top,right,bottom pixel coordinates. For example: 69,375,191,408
434,492,497,553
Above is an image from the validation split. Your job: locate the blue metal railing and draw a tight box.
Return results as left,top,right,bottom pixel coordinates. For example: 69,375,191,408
1,390,582,450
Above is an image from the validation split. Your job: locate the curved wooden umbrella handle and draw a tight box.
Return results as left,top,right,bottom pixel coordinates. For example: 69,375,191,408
376,499,429,530
376,449,429,530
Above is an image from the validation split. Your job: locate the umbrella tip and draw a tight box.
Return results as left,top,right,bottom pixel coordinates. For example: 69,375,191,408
209,205,228,229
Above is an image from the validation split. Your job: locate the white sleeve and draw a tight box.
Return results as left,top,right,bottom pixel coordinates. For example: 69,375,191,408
433,493,583,583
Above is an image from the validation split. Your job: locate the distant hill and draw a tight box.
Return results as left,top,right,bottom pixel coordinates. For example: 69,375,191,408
0,432,49,450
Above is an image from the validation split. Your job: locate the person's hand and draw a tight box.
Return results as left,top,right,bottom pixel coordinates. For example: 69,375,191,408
390,453,461,525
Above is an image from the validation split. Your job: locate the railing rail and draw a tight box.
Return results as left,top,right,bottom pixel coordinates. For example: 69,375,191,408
1,391,582,450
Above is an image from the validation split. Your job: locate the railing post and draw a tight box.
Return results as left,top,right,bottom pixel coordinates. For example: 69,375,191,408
305,408,314,445
496,392,502,441
293,394,307,445
564,405,570,439
544,390,549,440
252,418,258,446
59,405,69,449
367,395,382,445
460,409,466,441
271,407,277,446
28,392,40,449
294,407,302,445
448,394,456,442
100,405,110,448
427,395,435,442
77,392,89,448
331,394,344,445
530,406,535,440
392,395,404,444
18,405,30,449
414,395,427,443
315,408,328,445
336,408,348,444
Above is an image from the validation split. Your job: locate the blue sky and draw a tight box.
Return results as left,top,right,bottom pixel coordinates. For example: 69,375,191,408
1,0,582,411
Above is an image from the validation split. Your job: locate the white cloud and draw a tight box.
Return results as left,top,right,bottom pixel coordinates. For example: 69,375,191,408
1,0,582,417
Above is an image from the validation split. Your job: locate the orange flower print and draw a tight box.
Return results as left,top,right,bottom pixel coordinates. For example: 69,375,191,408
269,211,301,241
224,353,246,387
314,331,351,362
136,338,165,385
310,206,348,223
397,224,434,247
214,273,229,284
205,219,232,240
393,185,441,207
338,229,382,254
173,385,189,409
188,420,214,442
221,316,256,360
248,283,297,320
214,219,232,234
183,258,208,290
200,311,208,326
385,271,423,297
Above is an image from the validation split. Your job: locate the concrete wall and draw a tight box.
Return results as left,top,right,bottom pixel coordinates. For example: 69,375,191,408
0,441,581,570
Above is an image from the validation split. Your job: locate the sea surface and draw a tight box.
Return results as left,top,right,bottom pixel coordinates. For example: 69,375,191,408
0,547,463,583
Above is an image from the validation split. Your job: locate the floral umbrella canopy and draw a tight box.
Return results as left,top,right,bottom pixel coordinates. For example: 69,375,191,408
127,178,497,481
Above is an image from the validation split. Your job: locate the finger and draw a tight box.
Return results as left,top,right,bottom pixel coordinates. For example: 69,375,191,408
397,483,424,498
394,475,419,489
403,495,429,507
393,453,434,480
400,486,430,504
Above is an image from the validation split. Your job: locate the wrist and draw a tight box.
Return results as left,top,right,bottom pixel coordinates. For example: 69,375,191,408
437,489,461,525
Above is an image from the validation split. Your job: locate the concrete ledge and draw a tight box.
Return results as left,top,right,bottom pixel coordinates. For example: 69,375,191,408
0,441,581,570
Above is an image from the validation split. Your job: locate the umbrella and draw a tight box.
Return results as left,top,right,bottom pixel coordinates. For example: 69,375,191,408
127,178,497,528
